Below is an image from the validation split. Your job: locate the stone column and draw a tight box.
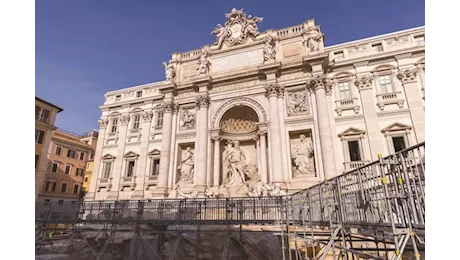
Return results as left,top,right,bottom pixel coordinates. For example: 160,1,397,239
212,136,221,186
206,132,213,187
354,77,385,160
265,84,284,183
397,69,425,142
156,101,174,195
308,77,336,179
194,94,210,189
110,114,130,197
258,130,268,183
86,118,109,200
277,89,290,181
167,103,179,188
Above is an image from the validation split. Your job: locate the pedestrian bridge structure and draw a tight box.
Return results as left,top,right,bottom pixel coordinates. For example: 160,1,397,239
35,142,425,260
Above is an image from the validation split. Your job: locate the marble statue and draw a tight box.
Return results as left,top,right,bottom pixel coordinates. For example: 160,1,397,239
180,109,195,129
196,49,210,76
244,15,263,36
211,24,229,49
292,134,315,176
162,61,175,82
306,27,323,52
263,35,276,62
168,184,198,199
269,184,287,197
178,147,194,182
224,140,247,187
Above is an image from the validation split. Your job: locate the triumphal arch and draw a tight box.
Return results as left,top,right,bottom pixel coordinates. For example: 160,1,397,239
85,8,425,201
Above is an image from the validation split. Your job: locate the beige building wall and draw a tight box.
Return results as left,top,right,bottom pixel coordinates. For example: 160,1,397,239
85,10,425,201
35,97,63,201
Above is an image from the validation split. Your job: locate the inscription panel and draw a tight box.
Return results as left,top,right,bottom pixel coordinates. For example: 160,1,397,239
210,80,259,93
211,49,263,73
283,43,302,58
181,64,197,79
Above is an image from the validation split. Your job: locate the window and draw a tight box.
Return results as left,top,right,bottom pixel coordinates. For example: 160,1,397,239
61,183,67,193
115,95,121,101
46,181,57,192
44,199,50,204
392,136,406,152
151,159,160,176
64,165,72,175
334,51,344,60
111,118,118,133
337,82,352,100
347,141,362,161
126,161,135,177
156,111,164,127
76,168,84,177
35,106,50,123
102,162,112,178
84,177,88,182
414,35,425,45
55,146,62,155
35,129,45,144
79,152,85,160
51,162,59,173
371,43,383,52
45,181,52,191
73,184,79,194
51,182,56,191
378,75,394,94
90,154,94,160
86,162,91,169
136,91,142,98
35,155,39,168
67,149,76,158
132,114,141,130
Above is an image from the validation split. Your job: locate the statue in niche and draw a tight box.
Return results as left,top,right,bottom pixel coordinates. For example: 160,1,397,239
222,140,233,184
177,147,194,182
180,109,195,129
263,35,276,62
306,27,323,52
224,140,247,187
196,49,210,76
162,61,175,82
287,91,308,115
292,134,315,177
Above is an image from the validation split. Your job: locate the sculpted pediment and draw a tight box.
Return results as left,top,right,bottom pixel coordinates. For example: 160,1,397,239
381,122,412,133
338,127,366,137
101,154,116,160
124,151,139,158
148,149,161,156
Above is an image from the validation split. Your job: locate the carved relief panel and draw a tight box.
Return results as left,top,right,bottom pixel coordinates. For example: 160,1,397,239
286,88,309,116
179,107,196,130
289,130,316,177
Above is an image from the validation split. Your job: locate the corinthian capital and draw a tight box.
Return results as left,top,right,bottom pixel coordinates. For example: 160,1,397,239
265,83,282,98
142,110,154,122
195,94,210,108
120,114,130,125
173,102,180,114
354,76,373,90
397,69,418,84
308,76,331,92
163,101,175,113
98,118,109,129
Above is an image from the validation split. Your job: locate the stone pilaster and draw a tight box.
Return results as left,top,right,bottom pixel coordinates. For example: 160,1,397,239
86,119,109,201
308,76,336,179
397,69,425,142
194,94,210,190
155,101,174,196
212,136,221,186
109,114,130,198
354,76,385,160
258,129,268,183
265,84,284,183
167,103,180,189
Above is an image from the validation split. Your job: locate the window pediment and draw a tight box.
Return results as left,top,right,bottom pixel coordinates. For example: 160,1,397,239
381,122,412,133
338,127,366,138
148,149,161,156
102,154,116,160
124,151,139,158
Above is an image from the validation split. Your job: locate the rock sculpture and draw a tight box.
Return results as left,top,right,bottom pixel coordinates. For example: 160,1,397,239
263,35,276,62
196,48,210,76
305,27,323,52
162,61,175,82
177,147,194,182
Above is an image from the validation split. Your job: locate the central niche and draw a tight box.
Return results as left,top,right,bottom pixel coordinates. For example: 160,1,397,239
219,106,259,134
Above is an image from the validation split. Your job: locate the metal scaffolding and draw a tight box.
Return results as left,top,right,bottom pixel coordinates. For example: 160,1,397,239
35,142,425,260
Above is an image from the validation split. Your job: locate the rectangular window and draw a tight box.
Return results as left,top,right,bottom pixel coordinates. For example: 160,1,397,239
337,82,352,100
55,146,62,155
90,154,94,160
35,155,39,168
64,165,72,175
133,115,141,130
51,162,59,173
392,136,406,153
86,162,90,169
348,141,362,162
378,75,394,94
103,162,112,178
136,91,142,98
156,111,164,127
115,95,121,101
51,182,56,192
35,129,45,144
79,152,85,160
61,183,67,193
371,43,383,52
45,181,51,191
73,184,79,194
126,161,135,177
111,118,118,133
334,51,344,60
84,177,88,182
151,159,160,176
76,168,84,176
414,35,425,45
67,149,75,158
44,199,50,204
35,106,50,123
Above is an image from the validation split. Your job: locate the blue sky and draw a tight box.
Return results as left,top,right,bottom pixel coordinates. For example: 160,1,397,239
36,0,425,134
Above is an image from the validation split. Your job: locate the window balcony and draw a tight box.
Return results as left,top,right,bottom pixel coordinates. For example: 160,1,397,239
127,128,142,142
344,161,370,171
105,131,119,145
144,175,159,190
120,176,136,191
335,98,360,116
96,178,112,192
376,91,405,111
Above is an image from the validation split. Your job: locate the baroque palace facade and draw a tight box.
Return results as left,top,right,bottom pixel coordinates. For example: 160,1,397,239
86,9,425,201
